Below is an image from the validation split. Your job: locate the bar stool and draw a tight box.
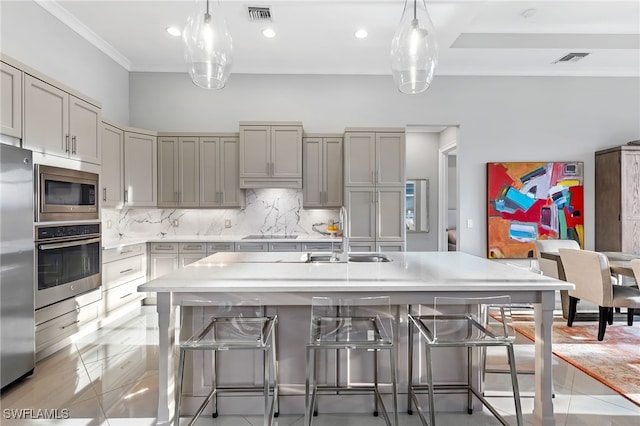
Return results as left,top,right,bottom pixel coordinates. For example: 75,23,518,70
305,296,398,426
175,299,279,426
407,296,523,426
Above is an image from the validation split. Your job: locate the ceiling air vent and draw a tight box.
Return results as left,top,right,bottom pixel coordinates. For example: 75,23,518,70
248,6,272,22
553,52,590,64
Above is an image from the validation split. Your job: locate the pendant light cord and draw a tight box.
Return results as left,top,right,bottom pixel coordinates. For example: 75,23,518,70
205,0,211,20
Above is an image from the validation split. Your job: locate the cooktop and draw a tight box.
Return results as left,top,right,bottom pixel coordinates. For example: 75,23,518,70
242,234,298,240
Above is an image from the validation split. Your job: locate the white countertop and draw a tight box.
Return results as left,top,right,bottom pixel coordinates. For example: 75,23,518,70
102,234,342,250
138,251,573,294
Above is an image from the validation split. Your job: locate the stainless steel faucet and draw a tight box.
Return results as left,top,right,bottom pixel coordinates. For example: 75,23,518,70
336,205,349,262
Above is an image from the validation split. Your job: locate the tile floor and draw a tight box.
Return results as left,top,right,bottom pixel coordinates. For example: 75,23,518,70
1,306,639,425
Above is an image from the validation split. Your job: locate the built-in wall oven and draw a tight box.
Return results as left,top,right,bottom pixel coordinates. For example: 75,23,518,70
35,223,101,310
35,164,99,222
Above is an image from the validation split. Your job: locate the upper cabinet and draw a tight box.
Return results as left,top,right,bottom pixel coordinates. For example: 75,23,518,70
595,145,640,254
303,135,343,208
157,134,242,208
239,122,303,188
102,123,157,208
344,130,405,187
124,129,157,207
23,75,101,165
1,61,22,139
101,121,125,208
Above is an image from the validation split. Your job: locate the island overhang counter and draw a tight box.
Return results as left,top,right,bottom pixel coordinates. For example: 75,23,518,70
139,251,572,426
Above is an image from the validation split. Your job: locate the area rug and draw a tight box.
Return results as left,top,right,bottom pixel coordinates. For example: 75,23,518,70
512,318,640,407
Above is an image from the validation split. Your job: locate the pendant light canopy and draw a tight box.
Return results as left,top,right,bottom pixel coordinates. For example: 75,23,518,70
183,0,233,89
390,0,438,94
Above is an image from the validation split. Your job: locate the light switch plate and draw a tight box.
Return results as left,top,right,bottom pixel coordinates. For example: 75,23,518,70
172,219,179,227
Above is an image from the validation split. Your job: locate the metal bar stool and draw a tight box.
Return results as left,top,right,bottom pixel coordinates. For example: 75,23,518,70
407,295,523,426
175,299,279,426
305,296,398,426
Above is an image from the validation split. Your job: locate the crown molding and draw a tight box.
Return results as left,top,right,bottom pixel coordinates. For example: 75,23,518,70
34,0,131,71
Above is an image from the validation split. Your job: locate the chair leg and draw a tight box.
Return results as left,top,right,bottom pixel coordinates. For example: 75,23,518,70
467,346,473,414
567,297,578,326
425,345,436,426
506,344,523,426
390,346,399,426
628,308,635,326
263,347,270,426
373,348,379,417
211,351,218,418
407,314,414,415
607,307,614,325
305,347,313,426
175,349,186,426
598,306,609,341
272,322,280,417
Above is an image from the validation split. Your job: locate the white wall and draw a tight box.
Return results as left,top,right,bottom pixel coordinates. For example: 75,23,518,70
0,0,130,124
130,72,640,256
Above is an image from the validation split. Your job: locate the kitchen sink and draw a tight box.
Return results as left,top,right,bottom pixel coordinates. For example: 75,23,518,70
303,253,392,263
348,254,392,262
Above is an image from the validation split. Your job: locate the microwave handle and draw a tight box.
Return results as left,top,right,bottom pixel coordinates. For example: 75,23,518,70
38,237,102,251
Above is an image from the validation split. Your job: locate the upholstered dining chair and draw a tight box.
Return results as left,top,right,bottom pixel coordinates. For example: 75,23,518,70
631,259,640,286
534,239,580,279
558,248,640,341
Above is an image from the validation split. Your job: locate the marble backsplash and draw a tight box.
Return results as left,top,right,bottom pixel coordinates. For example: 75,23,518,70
101,188,340,241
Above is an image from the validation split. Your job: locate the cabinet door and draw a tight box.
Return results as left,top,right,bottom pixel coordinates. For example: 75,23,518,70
124,132,157,207
1,62,22,138
157,137,179,207
345,188,375,241
348,241,376,252
179,137,200,207
69,96,101,164
219,137,241,207
377,188,405,241
376,242,405,252
271,126,302,178
621,151,640,253
179,253,206,268
376,133,405,186
240,125,270,178
101,123,124,207
303,137,323,207
344,133,375,186
149,254,179,280
324,137,343,207
199,136,220,207
23,75,69,156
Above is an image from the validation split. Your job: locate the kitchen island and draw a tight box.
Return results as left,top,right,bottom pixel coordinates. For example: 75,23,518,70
138,251,572,426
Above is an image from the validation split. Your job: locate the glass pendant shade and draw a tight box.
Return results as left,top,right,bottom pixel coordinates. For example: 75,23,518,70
390,0,438,94
183,0,233,89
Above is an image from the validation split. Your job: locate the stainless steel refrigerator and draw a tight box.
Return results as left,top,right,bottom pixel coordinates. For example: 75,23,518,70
1,144,35,389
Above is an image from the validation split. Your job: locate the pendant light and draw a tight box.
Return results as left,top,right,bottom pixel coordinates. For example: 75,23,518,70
182,0,233,89
390,0,438,94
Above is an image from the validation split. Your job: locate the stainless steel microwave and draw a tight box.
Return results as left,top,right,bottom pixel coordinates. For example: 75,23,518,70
35,165,99,222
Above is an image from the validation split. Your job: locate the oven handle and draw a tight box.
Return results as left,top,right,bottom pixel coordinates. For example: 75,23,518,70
38,237,102,251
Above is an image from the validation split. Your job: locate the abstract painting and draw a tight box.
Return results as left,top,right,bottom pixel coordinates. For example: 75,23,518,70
487,162,584,259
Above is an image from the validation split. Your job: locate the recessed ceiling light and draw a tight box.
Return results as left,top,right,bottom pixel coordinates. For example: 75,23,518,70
354,29,368,39
262,28,276,38
166,26,181,37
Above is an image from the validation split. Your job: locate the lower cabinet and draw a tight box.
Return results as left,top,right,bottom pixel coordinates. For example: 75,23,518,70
102,243,147,316
149,243,180,280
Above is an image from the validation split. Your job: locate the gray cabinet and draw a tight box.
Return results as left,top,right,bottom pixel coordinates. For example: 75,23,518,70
200,136,242,207
0,61,22,139
303,135,343,207
344,130,405,187
124,129,157,207
158,134,241,208
102,243,146,315
178,242,207,267
239,122,303,188
235,241,269,252
148,243,179,280
101,122,124,207
344,128,405,251
23,75,101,165
595,145,640,254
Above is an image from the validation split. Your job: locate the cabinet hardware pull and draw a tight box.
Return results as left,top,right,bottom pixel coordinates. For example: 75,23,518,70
119,268,134,274
119,293,133,299
61,320,80,329
39,237,101,250
65,134,70,152
72,136,77,154
119,250,132,255
124,190,128,203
